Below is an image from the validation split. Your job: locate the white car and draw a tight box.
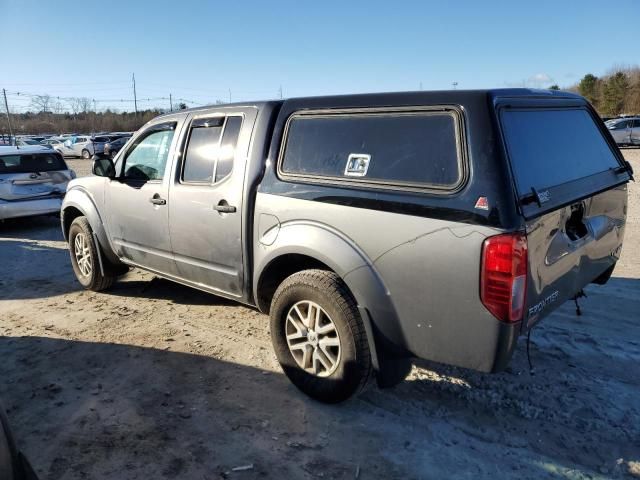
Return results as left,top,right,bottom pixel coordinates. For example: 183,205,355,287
0,146,75,220
59,135,94,159
41,138,66,154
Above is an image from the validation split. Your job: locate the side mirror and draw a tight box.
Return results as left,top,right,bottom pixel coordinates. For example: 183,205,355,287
92,157,116,178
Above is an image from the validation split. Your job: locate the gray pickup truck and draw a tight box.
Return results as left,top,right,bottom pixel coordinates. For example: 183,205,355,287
61,89,631,403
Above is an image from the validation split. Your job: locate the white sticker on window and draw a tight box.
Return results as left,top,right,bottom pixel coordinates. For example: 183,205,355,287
344,153,371,177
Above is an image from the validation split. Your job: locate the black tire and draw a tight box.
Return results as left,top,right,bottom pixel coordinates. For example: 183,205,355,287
270,269,373,403
81,149,91,160
68,216,115,291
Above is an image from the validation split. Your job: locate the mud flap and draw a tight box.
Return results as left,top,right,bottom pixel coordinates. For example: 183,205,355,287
592,263,616,285
357,306,413,388
376,355,413,389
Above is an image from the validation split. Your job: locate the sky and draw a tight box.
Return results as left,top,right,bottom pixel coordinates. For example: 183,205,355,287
1,0,638,112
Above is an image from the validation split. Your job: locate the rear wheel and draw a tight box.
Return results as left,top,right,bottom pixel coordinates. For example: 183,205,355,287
68,216,116,291
270,269,372,403
81,149,91,159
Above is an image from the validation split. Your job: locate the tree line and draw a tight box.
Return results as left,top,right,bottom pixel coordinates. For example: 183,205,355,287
1,95,190,136
1,108,186,136
3,66,639,136
571,66,640,117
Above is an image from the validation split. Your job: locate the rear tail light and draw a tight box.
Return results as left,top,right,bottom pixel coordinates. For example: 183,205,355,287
480,232,528,323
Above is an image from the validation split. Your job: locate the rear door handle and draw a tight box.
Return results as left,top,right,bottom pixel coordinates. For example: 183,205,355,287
214,200,236,213
149,194,166,206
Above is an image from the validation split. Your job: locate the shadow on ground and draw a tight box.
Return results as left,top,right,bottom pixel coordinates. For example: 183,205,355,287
2,332,638,479
0,216,63,242
104,277,239,307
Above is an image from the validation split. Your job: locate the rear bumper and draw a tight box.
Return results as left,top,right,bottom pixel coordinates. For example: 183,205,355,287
0,197,62,220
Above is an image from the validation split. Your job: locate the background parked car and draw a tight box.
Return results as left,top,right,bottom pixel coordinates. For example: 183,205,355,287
59,136,95,159
103,135,131,158
83,136,113,158
15,138,53,150
0,146,75,220
607,116,640,146
40,138,65,154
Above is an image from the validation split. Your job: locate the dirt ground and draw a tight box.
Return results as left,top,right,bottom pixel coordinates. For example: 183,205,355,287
1,151,639,480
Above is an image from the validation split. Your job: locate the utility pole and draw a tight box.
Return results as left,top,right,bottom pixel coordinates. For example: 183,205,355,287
169,93,173,112
279,85,283,99
419,82,423,91
228,88,232,103
92,99,97,134
2,89,15,144
132,73,138,120
452,81,458,90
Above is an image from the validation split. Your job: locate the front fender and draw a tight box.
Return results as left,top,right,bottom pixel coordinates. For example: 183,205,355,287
61,186,119,264
254,221,408,354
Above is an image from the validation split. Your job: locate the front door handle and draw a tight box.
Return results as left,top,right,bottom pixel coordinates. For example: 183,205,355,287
214,200,236,213
149,194,166,206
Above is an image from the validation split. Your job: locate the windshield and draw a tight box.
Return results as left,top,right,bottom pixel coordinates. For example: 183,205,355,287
0,153,67,173
500,108,621,195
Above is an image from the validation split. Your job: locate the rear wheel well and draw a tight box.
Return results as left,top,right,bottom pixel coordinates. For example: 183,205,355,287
62,206,84,241
256,254,333,313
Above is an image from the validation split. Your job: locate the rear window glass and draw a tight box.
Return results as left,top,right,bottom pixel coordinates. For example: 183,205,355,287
281,111,462,189
216,116,242,182
182,117,224,183
0,153,66,173
501,108,621,194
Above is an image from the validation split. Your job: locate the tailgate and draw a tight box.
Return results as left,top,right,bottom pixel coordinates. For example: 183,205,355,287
523,186,626,326
0,152,72,201
499,104,630,327
0,171,70,201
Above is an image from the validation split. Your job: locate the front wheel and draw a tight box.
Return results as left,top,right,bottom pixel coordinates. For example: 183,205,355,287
81,149,91,159
68,216,116,291
270,269,372,403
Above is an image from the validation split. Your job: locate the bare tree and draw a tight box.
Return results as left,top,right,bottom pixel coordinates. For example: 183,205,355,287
68,97,82,115
30,94,52,113
68,97,92,114
80,97,92,112
52,101,65,114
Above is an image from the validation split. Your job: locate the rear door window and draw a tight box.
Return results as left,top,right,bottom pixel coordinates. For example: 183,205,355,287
280,110,463,191
500,108,622,195
182,117,224,183
181,115,243,184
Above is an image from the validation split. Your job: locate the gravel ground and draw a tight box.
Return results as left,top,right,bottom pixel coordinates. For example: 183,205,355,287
1,150,639,479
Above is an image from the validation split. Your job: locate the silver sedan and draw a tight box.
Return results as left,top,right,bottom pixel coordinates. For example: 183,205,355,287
606,117,640,146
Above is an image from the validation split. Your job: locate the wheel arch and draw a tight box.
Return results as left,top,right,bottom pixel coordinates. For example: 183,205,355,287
254,222,409,368
61,188,119,264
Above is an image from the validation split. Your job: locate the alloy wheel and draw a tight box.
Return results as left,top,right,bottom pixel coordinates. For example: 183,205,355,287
74,233,92,277
285,300,341,377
